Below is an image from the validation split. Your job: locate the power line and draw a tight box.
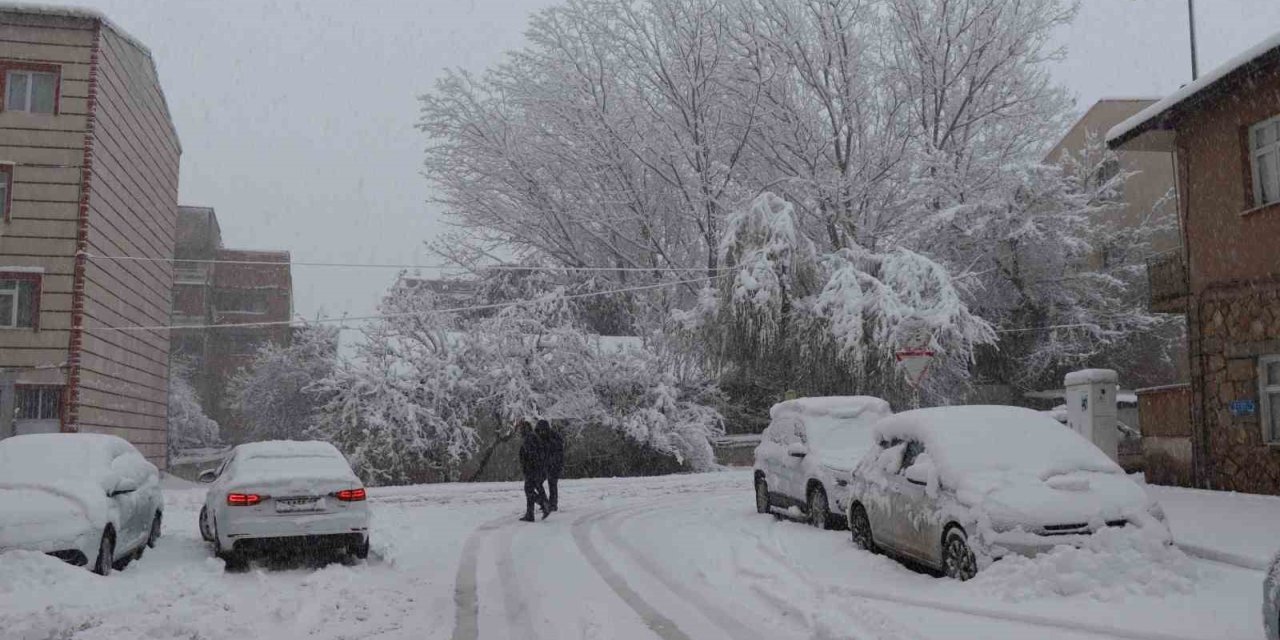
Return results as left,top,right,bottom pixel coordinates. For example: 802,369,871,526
82,252,729,274
86,273,729,333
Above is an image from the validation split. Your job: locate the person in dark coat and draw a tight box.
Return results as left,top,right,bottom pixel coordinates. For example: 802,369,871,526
536,419,565,511
517,420,550,522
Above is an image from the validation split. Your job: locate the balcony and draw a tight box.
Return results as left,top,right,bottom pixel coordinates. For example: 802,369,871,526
1147,251,1188,313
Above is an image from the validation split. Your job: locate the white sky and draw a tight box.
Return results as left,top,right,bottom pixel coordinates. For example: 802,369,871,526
25,0,1280,325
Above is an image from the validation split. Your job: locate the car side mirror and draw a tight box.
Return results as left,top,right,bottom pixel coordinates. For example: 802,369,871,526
904,456,935,487
109,476,140,497
197,469,218,484
787,443,808,458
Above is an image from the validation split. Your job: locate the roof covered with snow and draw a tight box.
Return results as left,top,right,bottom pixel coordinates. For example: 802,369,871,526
0,3,150,56
234,440,344,460
1108,30,1280,148
770,396,891,421
1064,368,1118,386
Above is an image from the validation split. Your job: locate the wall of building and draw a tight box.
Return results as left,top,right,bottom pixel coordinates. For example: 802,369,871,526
0,12,94,389
74,24,181,466
1174,59,1280,493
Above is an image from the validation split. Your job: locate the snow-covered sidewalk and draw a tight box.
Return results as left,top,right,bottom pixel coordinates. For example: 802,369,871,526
1148,484,1280,571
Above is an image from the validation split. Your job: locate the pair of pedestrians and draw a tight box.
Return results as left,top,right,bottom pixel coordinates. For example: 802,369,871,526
518,419,564,522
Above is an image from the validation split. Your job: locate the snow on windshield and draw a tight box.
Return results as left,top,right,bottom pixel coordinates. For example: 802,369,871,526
0,435,118,486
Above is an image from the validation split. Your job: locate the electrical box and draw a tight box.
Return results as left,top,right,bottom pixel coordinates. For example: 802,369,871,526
1064,368,1119,461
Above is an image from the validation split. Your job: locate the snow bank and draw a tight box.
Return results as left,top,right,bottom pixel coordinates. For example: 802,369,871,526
972,527,1201,603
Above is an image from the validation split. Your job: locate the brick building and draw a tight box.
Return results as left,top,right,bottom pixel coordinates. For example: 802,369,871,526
1110,32,1280,493
172,206,292,439
0,7,180,468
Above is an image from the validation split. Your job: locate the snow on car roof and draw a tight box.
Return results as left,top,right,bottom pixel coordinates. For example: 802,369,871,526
0,433,128,482
234,440,344,459
770,396,891,421
871,405,1121,488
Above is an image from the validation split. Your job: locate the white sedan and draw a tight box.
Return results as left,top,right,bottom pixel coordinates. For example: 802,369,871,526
846,406,1170,580
0,433,163,575
197,440,370,569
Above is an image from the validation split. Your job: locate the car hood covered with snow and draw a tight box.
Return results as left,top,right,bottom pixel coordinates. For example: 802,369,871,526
976,470,1153,529
0,484,99,551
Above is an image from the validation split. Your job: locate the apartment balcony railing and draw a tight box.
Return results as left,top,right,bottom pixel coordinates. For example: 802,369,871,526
1147,251,1188,313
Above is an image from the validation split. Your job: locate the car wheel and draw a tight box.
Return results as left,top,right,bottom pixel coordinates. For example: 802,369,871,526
92,529,114,576
147,512,162,548
849,504,877,553
352,537,370,561
942,528,978,581
755,477,770,515
199,506,213,542
807,487,831,530
211,519,246,571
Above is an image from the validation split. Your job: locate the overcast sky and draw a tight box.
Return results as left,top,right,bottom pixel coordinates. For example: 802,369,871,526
30,0,1280,329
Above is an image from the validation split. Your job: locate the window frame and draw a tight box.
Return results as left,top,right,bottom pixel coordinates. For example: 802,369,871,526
15,385,61,422
0,163,11,223
1260,355,1280,444
0,62,60,115
0,271,40,329
1250,115,1280,208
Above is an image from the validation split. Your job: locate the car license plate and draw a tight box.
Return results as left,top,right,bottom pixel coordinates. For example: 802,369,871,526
275,496,322,513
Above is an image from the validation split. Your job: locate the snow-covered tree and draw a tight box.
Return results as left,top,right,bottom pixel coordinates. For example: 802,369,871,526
309,279,722,485
167,359,220,457
227,325,339,442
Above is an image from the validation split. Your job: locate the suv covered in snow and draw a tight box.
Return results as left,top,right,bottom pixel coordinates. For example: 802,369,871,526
753,396,892,529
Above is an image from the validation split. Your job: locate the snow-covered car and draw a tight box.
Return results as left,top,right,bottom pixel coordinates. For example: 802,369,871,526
197,440,370,569
753,396,893,529
0,433,163,576
845,405,1170,581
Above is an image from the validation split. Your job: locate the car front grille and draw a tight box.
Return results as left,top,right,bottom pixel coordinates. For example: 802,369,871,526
1039,520,1128,536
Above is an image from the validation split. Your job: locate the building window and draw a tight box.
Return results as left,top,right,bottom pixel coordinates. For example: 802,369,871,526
0,272,39,329
217,290,269,314
1261,355,1280,443
16,386,60,421
1250,115,1280,207
4,68,57,114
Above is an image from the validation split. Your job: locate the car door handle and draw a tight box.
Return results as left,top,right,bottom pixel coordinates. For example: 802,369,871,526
836,479,849,487
906,479,926,487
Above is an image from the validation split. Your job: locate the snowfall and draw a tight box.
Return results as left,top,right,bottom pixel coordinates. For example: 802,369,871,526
0,469,1275,640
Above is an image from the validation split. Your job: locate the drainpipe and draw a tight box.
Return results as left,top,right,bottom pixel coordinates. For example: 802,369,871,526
0,369,15,439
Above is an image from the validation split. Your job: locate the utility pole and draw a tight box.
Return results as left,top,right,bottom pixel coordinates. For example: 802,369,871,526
1188,0,1199,80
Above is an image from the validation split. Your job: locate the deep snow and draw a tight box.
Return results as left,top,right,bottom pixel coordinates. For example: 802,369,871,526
0,470,1270,639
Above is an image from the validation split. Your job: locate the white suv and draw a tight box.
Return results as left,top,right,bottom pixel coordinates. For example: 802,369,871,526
753,396,892,529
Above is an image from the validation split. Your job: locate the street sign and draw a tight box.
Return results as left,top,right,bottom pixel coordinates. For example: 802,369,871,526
895,323,934,387
1230,399,1257,417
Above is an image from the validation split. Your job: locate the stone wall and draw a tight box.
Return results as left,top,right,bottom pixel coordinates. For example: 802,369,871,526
1195,284,1280,493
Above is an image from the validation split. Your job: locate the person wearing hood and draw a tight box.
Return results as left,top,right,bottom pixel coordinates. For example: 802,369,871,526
536,419,565,512
518,420,551,522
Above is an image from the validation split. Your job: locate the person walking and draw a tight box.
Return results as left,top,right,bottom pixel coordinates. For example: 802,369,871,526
518,420,550,522
536,419,564,512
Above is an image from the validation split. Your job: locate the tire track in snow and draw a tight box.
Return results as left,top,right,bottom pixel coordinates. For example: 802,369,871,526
570,505,695,640
493,517,552,640
451,515,511,640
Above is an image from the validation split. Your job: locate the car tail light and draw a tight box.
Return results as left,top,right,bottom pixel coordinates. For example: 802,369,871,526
227,493,263,506
335,488,366,502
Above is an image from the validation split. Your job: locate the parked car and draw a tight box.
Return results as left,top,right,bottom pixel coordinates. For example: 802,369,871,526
754,396,893,529
845,405,1170,581
0,433,163,575
1265,551,1280,640
197,440,370,569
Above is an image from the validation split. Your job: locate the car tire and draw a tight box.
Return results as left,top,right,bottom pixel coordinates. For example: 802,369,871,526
755,477,771,515
849,503,877,554
92,529,114,576
942,527,978,582
211,519,247,572
807,486,831,530
352,537,370,561
147,511,162,548
198,506,213,543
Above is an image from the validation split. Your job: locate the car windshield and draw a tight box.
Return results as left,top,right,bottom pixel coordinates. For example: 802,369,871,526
0,436,111,484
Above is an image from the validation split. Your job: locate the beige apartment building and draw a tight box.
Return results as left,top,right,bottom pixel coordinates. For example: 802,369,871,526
0,7,181,467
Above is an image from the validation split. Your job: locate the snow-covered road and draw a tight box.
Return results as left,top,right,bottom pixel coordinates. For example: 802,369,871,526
0,470,1268,639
